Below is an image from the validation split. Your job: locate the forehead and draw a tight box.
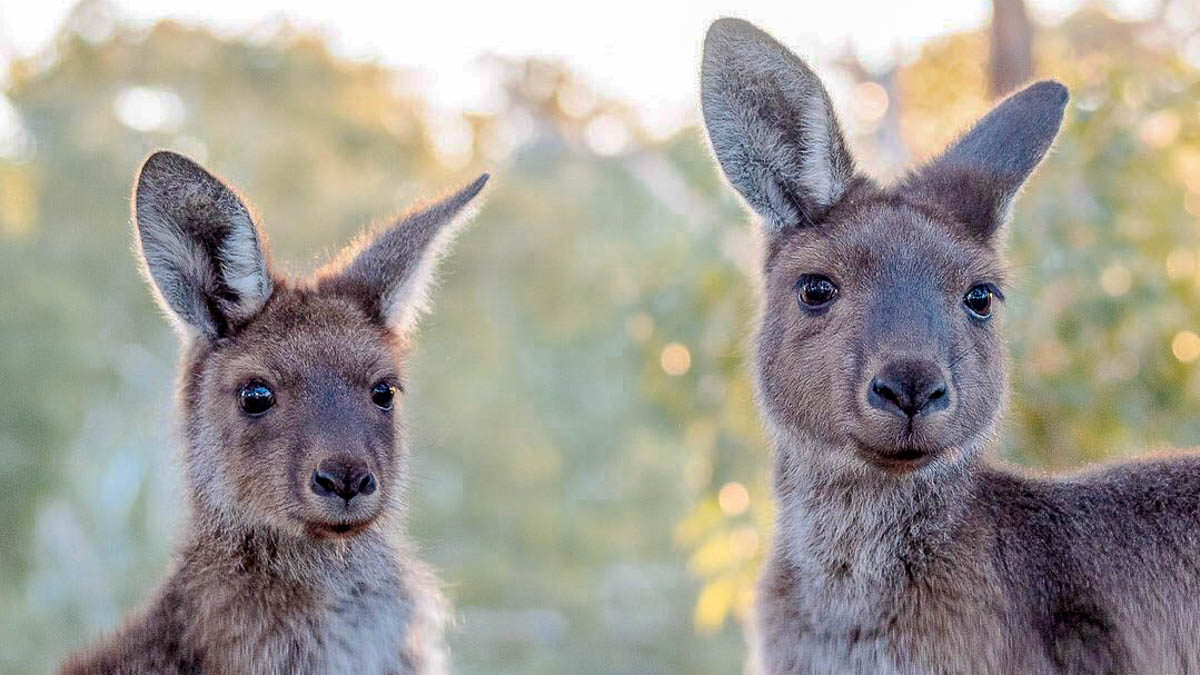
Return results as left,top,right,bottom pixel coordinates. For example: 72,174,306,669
215,290,398,384
768,200,1005,287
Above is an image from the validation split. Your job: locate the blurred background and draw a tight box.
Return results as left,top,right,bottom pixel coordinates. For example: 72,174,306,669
0,0,1198,673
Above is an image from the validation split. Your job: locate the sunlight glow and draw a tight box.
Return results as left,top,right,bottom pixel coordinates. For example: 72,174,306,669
1166,249,1197,281
113,86,185,133
1139,110,1182,148
427,113,475,170
0,0,1090,135
0,95,32,160
852,82,890,122
584,114,630,156
660,342,691,376
1172,330,1200,364
1100,263,1132,297
717,481,749,516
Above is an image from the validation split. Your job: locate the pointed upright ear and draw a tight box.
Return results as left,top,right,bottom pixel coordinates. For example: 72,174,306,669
903,80,1068,242
133,151,273,341
701,18,857,235
334,173,489,337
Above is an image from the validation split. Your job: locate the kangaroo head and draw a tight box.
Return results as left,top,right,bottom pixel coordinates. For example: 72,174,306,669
133,150,486,538
701,19,1066,472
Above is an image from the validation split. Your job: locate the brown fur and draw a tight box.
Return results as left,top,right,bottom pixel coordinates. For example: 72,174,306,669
701,18,1200,674
59,151,488,674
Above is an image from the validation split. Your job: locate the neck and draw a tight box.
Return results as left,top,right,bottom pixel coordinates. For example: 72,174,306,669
769,428,979,586
161,496,441,674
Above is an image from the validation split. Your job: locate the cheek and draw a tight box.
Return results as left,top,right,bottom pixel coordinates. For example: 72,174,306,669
184,406,254,513
373,417,403,478
951,326,1006,416
234,424,292,484
756,294,856,431
206,409,300,508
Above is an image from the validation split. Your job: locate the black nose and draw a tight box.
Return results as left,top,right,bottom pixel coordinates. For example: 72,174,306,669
868,359,950,419
311,457,376,502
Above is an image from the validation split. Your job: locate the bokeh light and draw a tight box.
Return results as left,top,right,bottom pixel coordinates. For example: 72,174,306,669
717,482,749,516
660,342,692,376
1172,331,1200,364
1100,263,1132,297
1166,248,1196,281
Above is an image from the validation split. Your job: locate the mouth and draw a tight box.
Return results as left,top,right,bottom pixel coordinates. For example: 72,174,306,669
302,517,377,539
852,441,942,472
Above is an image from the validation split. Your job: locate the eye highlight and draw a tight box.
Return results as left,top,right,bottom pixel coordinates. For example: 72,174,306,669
964,284,1001,319
238,381,275,416
796,274,838,311
371,381,396,410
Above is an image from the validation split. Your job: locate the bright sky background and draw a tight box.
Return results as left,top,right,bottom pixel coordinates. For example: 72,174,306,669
0,0,1160,133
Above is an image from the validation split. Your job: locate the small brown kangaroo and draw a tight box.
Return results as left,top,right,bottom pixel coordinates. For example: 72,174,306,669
59,151,487,675
701,18,1200,675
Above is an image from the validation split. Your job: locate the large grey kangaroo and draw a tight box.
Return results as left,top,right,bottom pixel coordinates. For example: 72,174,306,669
59,151,487,675
700,18,1200,675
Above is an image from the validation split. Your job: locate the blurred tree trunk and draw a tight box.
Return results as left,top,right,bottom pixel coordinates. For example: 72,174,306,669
990,0,1033,97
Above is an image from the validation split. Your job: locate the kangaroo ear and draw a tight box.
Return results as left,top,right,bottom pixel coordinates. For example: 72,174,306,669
134,151,273,341
903,81,1068,242
701,18,856,235
334,173,488,337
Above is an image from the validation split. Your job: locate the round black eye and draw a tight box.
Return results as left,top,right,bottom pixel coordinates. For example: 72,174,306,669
796,275,838,310
238,382,275,416
964,285,994,319
371,381,396,410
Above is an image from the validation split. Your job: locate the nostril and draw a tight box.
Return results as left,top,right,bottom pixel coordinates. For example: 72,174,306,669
358,473,376,497
311,469,340,497
868,362,950,419
311,460,374,502
872,379,900,404
923,382,950,414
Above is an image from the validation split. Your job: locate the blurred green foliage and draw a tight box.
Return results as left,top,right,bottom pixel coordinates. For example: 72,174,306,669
0,3,1196,674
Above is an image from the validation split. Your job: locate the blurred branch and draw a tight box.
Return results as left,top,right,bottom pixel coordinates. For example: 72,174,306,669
834,51,909,173
989,0,1034,97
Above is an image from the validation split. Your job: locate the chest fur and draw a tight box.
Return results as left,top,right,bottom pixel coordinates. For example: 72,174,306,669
755,546,1034,675
180,556,417,674
755,486,1037,674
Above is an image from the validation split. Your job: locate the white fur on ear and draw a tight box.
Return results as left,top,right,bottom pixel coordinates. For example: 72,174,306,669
797,95,840,209
133,150,272,340
218,211,271,305
380,179,486,335
336,173,489,337
701,18,856,234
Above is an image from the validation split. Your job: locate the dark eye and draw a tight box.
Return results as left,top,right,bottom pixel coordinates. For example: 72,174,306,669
238,382,275,416
964,285,994,319
371,381,396,410
796,274,838,310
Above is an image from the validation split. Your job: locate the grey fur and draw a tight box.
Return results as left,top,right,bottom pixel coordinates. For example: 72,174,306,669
901,80,1068,240
700,18,1200,675
702,18,856,233
60,152,488,674
337,173,489,336
134,151,273,340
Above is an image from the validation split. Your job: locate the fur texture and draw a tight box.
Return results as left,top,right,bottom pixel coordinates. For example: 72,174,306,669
702,18,856,232
701,18,1200,675
59,151,488,675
